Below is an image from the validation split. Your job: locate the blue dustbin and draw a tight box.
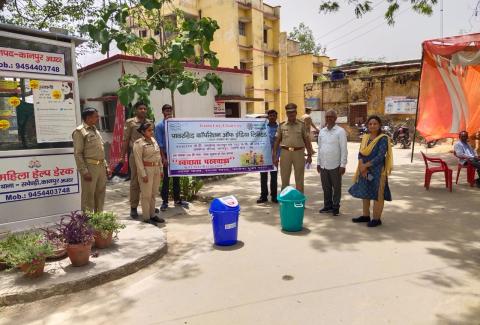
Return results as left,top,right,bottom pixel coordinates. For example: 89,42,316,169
277,186,306,232
209,196,240,246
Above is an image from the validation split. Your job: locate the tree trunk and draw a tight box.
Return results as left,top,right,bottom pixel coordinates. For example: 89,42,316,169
170,89,176,117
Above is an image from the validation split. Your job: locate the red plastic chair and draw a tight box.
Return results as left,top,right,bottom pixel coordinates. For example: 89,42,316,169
453,151,475,187
421,152,452,192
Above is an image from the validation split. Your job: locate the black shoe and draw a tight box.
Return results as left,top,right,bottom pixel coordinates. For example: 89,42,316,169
257,197,268,204
332,208,340,216
352,216,370,223
155,208,160,213
160,203,168,211
319,207,333,214
175,200,189,208
130,208,139,219
367,219,382,227
150,216,165,223
143,219,157,225
271,197,278,204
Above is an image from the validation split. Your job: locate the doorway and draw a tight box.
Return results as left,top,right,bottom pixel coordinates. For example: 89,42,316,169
348,104,367,126
225,102,240,118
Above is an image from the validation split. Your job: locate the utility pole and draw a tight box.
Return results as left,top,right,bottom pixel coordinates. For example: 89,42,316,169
440,0,444,38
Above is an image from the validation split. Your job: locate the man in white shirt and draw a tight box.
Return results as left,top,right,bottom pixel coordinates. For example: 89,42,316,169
316,110,348,216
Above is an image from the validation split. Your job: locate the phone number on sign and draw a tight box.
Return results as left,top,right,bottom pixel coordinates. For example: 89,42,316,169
15,63,61,73
2,186,76,204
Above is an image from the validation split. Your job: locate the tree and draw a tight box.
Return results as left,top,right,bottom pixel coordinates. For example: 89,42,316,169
289,23,325,55
319,0,439,25
83,0,223,115
0,0,97,32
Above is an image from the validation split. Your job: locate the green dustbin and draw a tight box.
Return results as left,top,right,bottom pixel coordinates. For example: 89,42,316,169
277,186,306,232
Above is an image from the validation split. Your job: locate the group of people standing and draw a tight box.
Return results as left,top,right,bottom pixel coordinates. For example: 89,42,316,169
73,102,187,226
261,103,393,228
73,101,393,228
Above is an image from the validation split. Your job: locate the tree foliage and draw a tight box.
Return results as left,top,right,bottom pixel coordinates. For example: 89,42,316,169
319,0,439,25
83,0,223,113
289,23,325,55
0,0,96,32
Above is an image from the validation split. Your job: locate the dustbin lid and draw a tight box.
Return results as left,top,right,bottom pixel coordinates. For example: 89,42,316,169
277,186,305,201
209,195,240,212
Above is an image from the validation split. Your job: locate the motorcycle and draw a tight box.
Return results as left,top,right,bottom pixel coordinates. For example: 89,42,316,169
355,123,368,139
393,124,411,149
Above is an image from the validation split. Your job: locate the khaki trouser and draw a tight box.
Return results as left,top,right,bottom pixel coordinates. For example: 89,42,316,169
129,152,140,208
280,149,305,193
80,164,107,213
138,166,161,221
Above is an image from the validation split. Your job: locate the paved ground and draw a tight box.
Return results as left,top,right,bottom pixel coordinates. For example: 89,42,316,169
1,142,480,325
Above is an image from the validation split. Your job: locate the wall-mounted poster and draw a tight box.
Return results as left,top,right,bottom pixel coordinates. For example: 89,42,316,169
385,96,417,114
32,80,76,143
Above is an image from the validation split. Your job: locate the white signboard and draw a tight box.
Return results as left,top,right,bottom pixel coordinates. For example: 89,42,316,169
32,80,76,143
0,47,66,75
385,96,417,114
166,119,274,176
0,154,79,204
214,100,225,118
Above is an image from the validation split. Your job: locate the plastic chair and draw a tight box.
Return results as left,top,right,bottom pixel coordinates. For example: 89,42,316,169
421,152,452,192
453,151,475,187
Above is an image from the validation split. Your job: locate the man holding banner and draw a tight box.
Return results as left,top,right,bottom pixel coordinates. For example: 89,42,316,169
120,102,152,219
257,109,280,204
273,103,314,194
155,104,189,212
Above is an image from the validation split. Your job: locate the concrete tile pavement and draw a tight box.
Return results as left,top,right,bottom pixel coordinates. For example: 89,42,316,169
1,143,479,324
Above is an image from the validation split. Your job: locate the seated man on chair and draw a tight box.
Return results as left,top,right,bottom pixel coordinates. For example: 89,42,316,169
454,131,480,187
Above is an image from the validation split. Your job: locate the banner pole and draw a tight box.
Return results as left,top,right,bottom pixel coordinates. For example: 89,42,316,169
411,47,425,163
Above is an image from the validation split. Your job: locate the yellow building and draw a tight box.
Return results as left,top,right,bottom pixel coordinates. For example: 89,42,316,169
284,37,337,115
128,0,335,120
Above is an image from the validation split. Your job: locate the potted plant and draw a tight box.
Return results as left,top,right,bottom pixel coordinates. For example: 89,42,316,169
57,211,94,267
0,232,53,278
42,228,67,260
87,211,125,249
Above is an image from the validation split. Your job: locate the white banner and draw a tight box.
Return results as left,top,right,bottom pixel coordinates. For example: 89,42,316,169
0,47,66,75
166,118,274,176
385,96,417,114
32,80,76,143
0,154,79,204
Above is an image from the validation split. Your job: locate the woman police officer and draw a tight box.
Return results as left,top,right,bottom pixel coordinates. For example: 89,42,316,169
133,122,164,225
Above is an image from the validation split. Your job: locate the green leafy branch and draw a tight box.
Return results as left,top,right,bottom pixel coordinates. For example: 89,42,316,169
82,0,223,114
319,0,439,25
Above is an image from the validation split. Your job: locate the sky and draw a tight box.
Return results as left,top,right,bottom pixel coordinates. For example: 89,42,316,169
78,0,480,67
269,0,480,63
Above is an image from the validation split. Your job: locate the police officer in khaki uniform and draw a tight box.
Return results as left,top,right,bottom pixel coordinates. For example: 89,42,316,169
133,122,164,225
120,102,152,218
273,103,314,194
72,107,110,212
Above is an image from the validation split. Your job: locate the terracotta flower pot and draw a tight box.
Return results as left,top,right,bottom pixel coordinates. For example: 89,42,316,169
20,259,46,278
0,260,8,271
93,231,113,249
47,244,67,260
66,242,92,267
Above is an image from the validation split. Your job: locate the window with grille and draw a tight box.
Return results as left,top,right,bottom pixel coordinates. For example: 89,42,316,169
240,62,247,70
239,22,246,36
348,104,367,127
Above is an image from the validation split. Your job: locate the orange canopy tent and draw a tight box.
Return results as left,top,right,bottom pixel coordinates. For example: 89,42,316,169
416,33,480,141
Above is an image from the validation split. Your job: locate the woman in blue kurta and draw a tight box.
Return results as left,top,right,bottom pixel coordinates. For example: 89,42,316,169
349,115,393,227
